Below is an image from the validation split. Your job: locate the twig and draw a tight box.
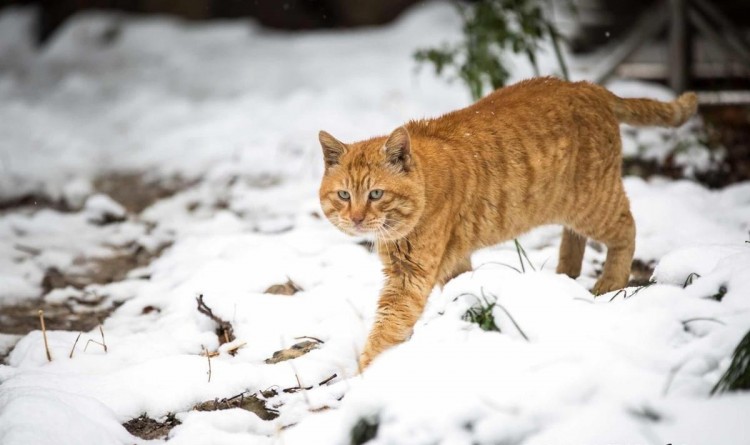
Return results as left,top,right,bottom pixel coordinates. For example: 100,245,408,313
294,336,325,344
196,295,235,345
318,374,338,386
203,345,212,383
69,332,82,359
38,310,52,362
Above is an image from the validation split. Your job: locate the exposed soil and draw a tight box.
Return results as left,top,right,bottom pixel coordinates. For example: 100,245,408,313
94,173,194,214
0,175,177,359
193,392,280,421
123,413,181,440
41,241,172,294
0,299,121,336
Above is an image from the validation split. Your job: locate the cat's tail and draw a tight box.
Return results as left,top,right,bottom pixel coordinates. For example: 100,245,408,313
609,92,698,127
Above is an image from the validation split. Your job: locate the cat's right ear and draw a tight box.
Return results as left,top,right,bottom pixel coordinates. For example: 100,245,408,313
319,130,347,170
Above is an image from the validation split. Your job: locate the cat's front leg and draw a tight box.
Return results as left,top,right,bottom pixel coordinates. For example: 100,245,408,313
359,242,441,370
359,284,431,369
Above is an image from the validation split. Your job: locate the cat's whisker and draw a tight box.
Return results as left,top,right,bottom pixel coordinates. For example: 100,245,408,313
376,226,392,258
381,222,402,242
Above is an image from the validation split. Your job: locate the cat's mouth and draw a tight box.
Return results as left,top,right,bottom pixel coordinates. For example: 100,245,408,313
344,219,396,239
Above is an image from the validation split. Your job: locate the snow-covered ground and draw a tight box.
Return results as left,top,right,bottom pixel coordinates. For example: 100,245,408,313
1,3,749,444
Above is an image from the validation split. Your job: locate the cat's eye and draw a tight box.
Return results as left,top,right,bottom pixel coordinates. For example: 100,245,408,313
369,189,384,200
338,190,350,200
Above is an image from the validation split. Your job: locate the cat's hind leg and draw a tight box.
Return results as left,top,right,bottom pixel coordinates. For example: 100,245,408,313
586,191,635,295
556,228,586,278
568,186,635,295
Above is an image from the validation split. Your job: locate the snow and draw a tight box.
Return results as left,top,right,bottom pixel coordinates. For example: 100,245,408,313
1,2,749,445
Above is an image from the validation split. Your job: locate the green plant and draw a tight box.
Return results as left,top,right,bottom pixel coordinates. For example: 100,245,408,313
415,0,570,100
712,329,750,394
350,415,379,445
463,295,501,332
461,290,529,340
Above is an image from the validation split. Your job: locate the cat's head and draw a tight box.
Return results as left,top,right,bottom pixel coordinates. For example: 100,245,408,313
318,127,425,241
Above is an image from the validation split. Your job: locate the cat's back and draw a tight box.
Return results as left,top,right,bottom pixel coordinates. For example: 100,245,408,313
474,77,608,116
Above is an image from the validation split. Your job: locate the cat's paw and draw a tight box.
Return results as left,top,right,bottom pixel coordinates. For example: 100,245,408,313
592,276,625,296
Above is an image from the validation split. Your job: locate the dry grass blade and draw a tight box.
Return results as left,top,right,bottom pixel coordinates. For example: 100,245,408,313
98,325,108,353
264,278,303,296
69,332,83,359
38,309,52,362
202,345,212,382
265,340,320,364
226,341,247,357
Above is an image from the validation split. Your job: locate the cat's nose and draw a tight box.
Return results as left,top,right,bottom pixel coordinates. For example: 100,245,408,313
351,214,365,225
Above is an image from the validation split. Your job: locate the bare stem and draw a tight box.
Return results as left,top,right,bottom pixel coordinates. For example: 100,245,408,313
38,309,52,362
99,325,108,353
69,332,82,359
203,345,212,383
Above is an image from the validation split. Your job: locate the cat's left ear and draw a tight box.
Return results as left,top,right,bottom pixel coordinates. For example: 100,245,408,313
384,126,412,172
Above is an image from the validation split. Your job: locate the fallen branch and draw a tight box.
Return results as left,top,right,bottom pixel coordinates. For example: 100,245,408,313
318,373,337,386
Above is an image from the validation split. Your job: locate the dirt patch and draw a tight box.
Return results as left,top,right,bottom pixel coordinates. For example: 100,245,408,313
123,413,181,440
41,241,171,294
194,392,280,421
0,298,120,339
94,173,194,214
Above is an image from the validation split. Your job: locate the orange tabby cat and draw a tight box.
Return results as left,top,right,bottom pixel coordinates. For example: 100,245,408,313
318,77,697,369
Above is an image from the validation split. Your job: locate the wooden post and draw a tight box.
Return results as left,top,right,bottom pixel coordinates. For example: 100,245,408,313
668,0,691,93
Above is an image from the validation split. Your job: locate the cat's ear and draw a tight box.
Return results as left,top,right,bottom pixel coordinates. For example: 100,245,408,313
319,130,347,169
383,126,412,172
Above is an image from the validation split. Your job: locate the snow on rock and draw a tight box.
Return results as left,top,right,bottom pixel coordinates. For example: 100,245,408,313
83,193,127,224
